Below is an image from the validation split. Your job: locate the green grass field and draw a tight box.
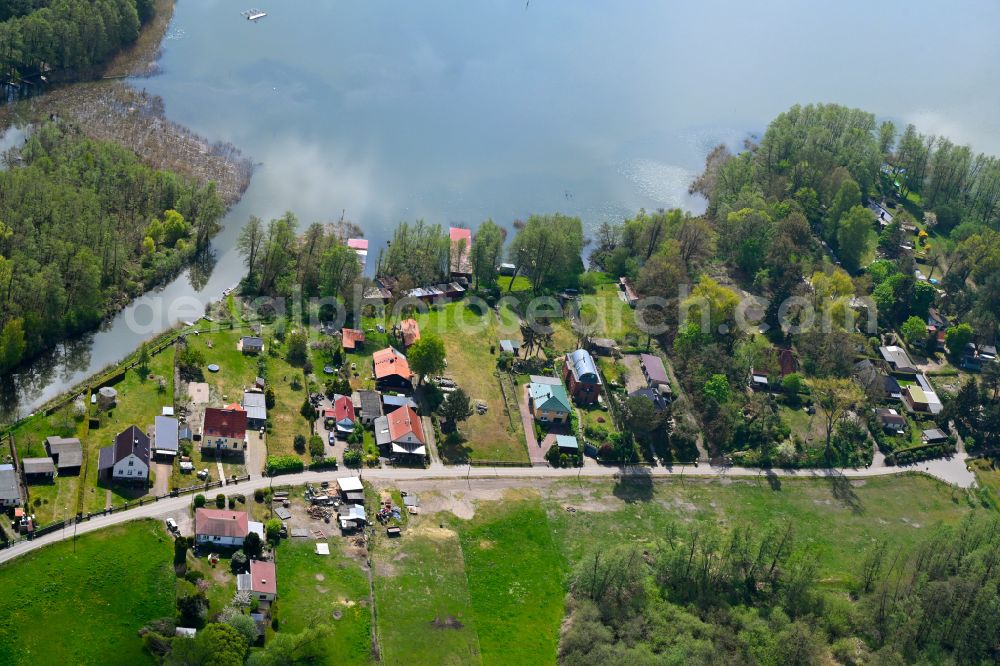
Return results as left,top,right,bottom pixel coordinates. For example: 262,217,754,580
454,501,565,666
276,539,372,665
0,520,174,665
370,473,974,663
413,302,526,463
374,525,482,665
0,474,977,665
10,345,176,522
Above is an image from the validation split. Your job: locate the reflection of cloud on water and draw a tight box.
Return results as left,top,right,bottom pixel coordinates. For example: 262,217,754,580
616,158,696,209
904,110,971,147
254,136,393,224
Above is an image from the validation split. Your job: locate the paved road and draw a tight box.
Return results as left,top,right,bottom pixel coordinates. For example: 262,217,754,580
0,454,976,566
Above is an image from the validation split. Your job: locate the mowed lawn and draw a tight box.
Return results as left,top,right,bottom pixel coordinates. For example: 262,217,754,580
82,347,176,514
12,345,176,521
0,520,174,665
374,525,482,665
414,303,526,463
276,539,372,665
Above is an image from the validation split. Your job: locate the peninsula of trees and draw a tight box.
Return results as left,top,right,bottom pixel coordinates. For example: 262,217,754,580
0,122,225,373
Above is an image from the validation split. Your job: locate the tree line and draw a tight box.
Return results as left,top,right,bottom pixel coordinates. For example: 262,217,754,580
561,513,1000,664
0,0,154,82
0,121,225,373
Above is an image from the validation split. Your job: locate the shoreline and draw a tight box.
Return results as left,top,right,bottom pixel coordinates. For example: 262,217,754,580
0,0,255,422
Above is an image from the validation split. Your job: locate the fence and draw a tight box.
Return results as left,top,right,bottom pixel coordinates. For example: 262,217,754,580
0,474,252,550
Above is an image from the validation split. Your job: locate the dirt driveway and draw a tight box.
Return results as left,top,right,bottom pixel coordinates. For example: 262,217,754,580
245,430,267,477
152,461,172,496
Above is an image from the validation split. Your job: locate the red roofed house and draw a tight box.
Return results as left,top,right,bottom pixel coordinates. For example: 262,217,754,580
201,407,248,455
449,227,473,277
373,404,426,460
373,347,412,391
238,560,278,602
195,508,249,547
347,238,368,271
400,319,420,349
326,394,356,435
342,328,365,351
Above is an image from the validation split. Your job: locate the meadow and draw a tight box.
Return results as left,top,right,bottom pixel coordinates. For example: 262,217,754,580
0,520,174,665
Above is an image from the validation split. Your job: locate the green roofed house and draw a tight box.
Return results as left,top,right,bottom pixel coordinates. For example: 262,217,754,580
527,377,572,424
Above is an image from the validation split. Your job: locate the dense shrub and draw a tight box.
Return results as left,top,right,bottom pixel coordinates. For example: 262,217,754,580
343,449,362,467
265,455,304,476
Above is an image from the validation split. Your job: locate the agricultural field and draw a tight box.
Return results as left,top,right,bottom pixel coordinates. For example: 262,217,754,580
0,520,174,665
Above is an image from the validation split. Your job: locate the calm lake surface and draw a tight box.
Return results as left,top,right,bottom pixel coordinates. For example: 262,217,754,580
4,0,1000,420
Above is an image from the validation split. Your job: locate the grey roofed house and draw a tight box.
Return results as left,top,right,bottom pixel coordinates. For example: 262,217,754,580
241,336,264,353
875,408,906,431
0,464,20,506
922,428,949,443
356,390,382,423
629,386,671,411
529,375,562,386
566,349,600,384
879,346,918,375
639,353,670,387
44,436,82,470
154,415,179,455
242,390,267,423
22,457,56,477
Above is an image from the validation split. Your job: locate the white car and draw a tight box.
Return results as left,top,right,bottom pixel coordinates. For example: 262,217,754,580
165,518,179,534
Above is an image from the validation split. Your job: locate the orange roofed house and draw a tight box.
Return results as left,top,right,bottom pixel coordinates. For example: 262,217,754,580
399,319,420,349
342,328,365,351
373,347,413,392
201,406,248,455
449,227,473,278
373,404,426,461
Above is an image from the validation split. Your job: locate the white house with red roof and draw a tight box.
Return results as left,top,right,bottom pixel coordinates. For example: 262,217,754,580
373,404,426,460
195,508,250,547
201,406,248,454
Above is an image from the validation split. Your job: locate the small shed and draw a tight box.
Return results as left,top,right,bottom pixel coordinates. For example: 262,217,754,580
499,339,520,354
922,428,949,444
22,457,56,482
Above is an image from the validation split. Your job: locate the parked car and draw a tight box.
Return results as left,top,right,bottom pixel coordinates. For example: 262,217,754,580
165,518,179,534
328,432,336,445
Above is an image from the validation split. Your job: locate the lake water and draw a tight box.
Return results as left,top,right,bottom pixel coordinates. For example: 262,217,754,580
3,0,1000,420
